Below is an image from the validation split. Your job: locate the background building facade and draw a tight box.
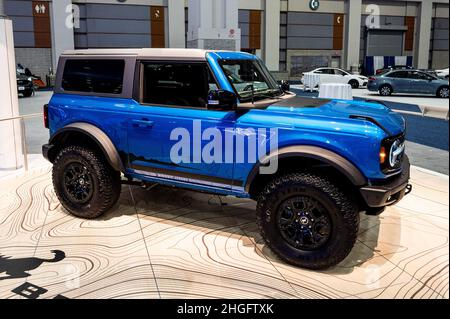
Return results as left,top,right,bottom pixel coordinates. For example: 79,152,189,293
4,0,449,80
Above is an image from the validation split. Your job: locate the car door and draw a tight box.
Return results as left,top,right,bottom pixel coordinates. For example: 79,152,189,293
407,71,434,94
386,71,409,93
127,61,237,190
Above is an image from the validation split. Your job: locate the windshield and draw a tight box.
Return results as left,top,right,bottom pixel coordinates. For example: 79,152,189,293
219,59,281,102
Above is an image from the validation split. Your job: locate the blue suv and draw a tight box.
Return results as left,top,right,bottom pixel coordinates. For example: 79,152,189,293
42,49,411,269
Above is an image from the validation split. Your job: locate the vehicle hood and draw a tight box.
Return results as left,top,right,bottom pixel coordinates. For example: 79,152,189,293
265,96,405,136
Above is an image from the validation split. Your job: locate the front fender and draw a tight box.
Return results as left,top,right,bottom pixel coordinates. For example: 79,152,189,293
245,145,367,193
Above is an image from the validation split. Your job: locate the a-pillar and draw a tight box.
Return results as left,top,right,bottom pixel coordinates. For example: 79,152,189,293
416,0,433,69
344,0,362,71
0,16,23,170
50,0,74,70
187,0,241,51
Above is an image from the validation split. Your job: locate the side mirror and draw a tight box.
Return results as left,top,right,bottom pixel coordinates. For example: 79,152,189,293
207,90,237,110
280,80,290,92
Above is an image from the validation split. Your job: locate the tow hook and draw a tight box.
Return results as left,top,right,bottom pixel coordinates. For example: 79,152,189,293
405,184,412,196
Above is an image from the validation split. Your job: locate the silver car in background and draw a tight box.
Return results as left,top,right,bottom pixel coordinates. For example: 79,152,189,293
367,69,449,98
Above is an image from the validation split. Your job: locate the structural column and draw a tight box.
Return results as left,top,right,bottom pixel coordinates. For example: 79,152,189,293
187,0,240,51
50,0,74,70
168,0,186,48
264,0,280,71
416,0,433,69
344,0,362,71
0,15,23,170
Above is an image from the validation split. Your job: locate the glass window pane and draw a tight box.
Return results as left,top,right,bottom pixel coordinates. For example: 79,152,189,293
62,59,125,94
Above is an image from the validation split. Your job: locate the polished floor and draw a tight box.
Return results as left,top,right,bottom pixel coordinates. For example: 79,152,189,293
0,164,448,299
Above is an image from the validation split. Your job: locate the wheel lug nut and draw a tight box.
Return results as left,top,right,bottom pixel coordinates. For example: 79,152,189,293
309,226,312,229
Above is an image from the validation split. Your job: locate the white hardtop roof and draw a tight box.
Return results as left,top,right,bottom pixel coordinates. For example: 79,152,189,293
61,48,211,60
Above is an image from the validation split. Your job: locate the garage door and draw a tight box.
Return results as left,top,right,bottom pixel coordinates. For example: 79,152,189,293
366,30,404,56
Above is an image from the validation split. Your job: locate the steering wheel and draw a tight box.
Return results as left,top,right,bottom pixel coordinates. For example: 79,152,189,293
243,84,254,92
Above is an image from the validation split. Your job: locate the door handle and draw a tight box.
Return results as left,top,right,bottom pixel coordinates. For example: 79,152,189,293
132,119,154,128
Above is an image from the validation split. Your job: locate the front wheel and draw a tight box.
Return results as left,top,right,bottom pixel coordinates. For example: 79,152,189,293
348,80,360,89
256,173,359,269
52,146,122,219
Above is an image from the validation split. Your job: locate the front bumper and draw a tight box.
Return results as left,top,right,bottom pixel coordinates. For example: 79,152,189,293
359,156,412,208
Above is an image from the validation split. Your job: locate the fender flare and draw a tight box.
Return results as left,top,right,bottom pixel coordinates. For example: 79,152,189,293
244,145,367,193
49,122,124,172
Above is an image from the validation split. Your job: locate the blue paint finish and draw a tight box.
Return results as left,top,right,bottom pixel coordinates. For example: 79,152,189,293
47,50,408,197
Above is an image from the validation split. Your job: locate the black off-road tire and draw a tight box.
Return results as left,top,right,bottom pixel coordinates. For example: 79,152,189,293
348,80,360,89
52,146,121,219
256,173,359,270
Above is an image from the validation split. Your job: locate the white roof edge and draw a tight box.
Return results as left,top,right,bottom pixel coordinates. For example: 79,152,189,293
61,48,210,60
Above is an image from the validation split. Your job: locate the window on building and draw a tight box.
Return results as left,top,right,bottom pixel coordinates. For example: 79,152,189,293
62,59,125,94
141,62,217,108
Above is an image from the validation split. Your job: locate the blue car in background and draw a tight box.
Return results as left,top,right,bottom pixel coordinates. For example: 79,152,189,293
368,69,449,98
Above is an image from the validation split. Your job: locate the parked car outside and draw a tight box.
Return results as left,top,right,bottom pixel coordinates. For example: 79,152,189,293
42,49,411,270
16,73,34,97
302,67,368,89
368,69,449,98
436,67,449,79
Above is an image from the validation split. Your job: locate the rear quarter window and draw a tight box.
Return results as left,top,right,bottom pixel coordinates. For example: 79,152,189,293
61,59,125,94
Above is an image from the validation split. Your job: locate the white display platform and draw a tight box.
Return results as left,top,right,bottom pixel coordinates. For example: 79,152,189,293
319,83,353,100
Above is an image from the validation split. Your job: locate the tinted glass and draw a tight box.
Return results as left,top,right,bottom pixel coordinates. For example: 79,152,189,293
334,69,346,76
408,71,431,80
387,71,409,78
62,59,125,94
142,62,216,108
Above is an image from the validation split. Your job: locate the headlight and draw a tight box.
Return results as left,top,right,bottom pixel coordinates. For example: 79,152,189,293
380,134,405,173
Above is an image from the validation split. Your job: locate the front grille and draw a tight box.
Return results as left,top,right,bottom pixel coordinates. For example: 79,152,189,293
17,80,30,85
381,133,405,174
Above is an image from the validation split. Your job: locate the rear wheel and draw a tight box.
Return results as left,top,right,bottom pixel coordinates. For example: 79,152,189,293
256,173,359,269
379,84,392,96
348,80,360,89
437,86,449,98
52,146,121,219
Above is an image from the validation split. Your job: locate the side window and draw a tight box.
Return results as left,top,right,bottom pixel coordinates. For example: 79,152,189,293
141,62,217,108
314,69,325,74
62,59,125,94
409,71,430,80
387,71,408,78
334,69,346,76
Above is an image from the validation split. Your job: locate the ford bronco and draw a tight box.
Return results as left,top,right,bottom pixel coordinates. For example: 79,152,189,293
42,49,411,269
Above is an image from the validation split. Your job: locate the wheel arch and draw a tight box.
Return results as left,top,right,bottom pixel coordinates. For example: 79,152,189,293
245,145,367,199
48,122,125,172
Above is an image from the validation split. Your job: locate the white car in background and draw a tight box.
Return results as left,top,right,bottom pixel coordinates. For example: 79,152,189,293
303,67,368,89
436,67,449,79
